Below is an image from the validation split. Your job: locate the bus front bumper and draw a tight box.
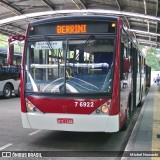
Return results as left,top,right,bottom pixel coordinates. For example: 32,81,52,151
21,112,119,133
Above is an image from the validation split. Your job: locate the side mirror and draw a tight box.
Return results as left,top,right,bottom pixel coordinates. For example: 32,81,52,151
7,44,14,65
7,34,25,65
124,58,130,73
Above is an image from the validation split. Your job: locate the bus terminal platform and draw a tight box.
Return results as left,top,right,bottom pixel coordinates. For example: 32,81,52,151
122,84,160,160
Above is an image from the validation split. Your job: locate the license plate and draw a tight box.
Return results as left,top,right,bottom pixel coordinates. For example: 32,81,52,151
57,118,74,124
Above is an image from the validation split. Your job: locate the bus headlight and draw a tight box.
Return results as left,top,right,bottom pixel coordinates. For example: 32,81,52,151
101,105,109,114
26,103,35,111
91,100,111,115
100,100,111,114
26,98,42,113
26,99,35,111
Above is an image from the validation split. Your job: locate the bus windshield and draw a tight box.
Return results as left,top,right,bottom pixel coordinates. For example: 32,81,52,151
25,36,115,94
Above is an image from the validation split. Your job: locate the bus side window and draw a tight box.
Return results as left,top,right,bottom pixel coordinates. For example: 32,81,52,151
120,43,124,80
0,58,2,73
0,63,1,72
120,44,128,80
120,29,132,90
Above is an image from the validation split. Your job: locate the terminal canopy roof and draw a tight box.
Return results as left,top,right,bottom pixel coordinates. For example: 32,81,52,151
0,0,160,47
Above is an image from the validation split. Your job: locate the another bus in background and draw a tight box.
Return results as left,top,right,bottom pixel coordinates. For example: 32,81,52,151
0,47,21,98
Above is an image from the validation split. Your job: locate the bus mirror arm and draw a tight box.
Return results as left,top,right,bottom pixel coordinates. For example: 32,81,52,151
7,44,14,65
7,34,25,65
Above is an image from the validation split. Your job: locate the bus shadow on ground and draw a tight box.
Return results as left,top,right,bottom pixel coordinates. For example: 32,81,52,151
0,95,19,100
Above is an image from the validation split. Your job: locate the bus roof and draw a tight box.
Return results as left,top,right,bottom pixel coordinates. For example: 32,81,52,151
0,47,22,56
30,15,119,26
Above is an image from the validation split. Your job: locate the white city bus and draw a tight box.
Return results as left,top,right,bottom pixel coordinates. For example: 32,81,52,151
0,47,21,98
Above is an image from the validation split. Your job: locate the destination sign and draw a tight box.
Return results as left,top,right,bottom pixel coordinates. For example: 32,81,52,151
29,22,116,36
57,24,87,34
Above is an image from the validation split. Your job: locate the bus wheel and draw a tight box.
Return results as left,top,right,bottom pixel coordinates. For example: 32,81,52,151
121,103,131,131
3,84,12,98
138,88,143,107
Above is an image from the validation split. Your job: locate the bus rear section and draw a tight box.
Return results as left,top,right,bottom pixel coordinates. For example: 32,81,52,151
18,16,131,132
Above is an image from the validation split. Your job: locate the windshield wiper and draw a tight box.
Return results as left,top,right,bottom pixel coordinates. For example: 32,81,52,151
43,35,56,56
82,34,95,49
76,34,95,59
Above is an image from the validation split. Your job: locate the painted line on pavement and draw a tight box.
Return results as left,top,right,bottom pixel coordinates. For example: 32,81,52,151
28,129,41,136
0,143,12,151
152,85,160,160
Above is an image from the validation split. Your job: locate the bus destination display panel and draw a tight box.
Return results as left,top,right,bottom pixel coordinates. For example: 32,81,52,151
29,22,116,35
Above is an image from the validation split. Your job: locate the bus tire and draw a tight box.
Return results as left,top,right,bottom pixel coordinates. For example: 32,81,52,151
3,84,12,98
138,87,143,107
121,98,131,131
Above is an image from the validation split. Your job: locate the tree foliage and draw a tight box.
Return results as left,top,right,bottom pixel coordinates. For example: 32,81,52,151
0,34,8,47
146,47,160,71
0,34,22,51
